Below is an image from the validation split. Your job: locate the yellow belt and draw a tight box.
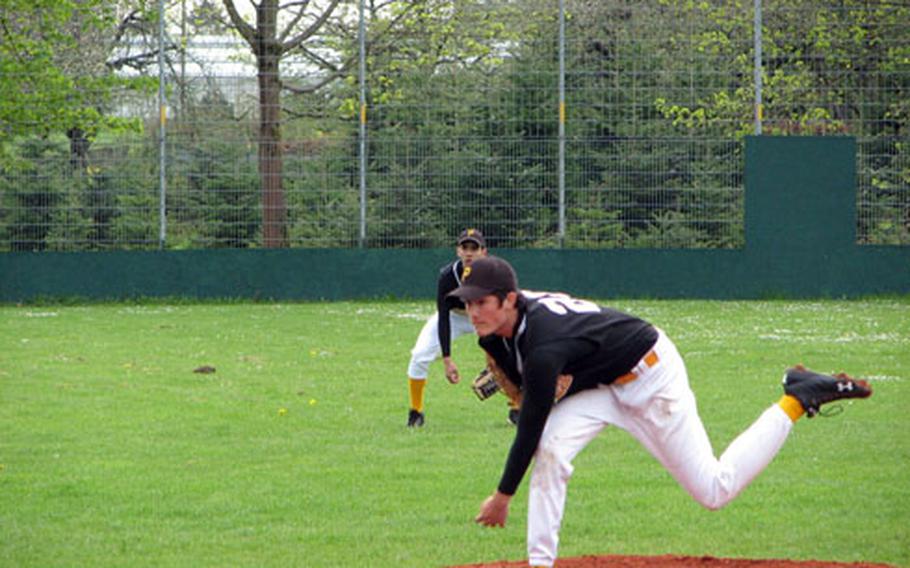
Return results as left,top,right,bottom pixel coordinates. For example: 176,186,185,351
615,350,659,385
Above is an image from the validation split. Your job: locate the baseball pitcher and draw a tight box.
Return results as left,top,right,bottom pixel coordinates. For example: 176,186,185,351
449,256,873,568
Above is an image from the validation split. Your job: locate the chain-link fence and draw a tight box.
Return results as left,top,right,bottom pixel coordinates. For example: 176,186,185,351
1,0,908,251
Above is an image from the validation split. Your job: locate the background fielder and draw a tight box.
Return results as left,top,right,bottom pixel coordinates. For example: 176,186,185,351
450,256,873,568
405,228,488,427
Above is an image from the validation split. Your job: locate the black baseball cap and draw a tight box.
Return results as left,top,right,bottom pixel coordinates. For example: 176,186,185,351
457,228,486,248
448,256,518,301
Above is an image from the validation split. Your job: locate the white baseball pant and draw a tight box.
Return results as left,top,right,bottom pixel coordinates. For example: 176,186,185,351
407,311,476,379
527,330,794,567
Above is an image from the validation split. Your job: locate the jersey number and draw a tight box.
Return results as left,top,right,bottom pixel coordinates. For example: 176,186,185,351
524,291,600,315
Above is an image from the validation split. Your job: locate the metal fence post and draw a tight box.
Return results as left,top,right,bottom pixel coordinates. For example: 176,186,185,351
558,0,566,247
753,0,763,135
358,0,367,248
157,0,167,249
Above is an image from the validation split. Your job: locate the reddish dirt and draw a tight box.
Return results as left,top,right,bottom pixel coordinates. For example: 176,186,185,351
449,554,896,568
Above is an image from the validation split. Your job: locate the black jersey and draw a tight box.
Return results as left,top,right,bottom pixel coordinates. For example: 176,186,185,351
478,291,658,496
436,259,468,357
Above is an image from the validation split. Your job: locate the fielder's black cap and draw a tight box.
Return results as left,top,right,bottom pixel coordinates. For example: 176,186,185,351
448,256,518,301
457,228,486,248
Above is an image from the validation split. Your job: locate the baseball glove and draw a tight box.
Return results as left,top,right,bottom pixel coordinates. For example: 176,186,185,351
470,353,574,407
471,353,523,407
471,367,501,400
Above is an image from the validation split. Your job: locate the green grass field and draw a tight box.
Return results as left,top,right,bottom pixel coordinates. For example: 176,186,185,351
1,299,908,567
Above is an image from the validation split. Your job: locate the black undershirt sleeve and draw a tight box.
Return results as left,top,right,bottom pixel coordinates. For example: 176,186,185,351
496,339,594,495
437,294,452,358
436,266,456,358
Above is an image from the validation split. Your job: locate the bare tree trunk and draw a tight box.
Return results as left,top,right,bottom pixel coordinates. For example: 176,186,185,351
222,0,344,248
258,50,288,248
67,127,91,172
255,0,288,248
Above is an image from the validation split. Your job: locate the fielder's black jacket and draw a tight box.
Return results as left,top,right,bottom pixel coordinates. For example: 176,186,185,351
436,259,468,358
479,291,658,496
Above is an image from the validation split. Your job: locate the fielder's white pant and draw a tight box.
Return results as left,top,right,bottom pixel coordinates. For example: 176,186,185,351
407,311,476,379
527,330,794,567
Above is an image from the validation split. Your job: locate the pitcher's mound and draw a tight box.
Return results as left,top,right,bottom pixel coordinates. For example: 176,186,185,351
449,554,895,567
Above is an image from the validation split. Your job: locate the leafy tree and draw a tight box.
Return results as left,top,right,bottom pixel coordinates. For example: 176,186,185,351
0,139,67,250
1,0,154,251
2,0,906,251
563,2,747,248
336,0,539,247
646,0,910,244
0,0,147,158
